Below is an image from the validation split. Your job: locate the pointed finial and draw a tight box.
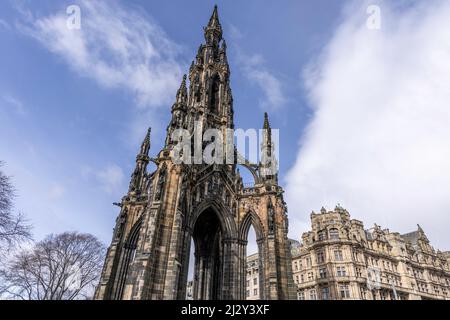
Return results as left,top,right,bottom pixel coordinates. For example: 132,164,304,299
263,112,270,129
176,74,188,103
208,5,221,28
204,5,222,43
144,127,151,144
140,127,151,155
417,224,424,233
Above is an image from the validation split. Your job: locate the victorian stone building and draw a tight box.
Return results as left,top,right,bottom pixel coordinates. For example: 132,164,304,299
95,6,296,300
246,253,260,300
291,206,450,300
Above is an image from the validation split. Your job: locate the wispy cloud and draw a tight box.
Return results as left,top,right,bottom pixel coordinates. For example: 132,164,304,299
0,19,10,30
229,24,286,112
17,0,183,109
286,0,450,249
228,23,243,40
243,53,286,112
82,164,125,194
96,164,125,194
1,94,26,115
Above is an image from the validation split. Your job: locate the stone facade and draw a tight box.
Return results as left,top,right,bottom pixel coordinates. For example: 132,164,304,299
291,206,450,300
246,253,260,300
95,6,296,300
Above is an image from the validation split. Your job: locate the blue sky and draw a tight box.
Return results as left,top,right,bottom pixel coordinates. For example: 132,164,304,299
1,0,450,250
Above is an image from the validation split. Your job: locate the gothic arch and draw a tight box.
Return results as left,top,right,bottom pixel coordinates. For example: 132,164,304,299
237,163,260,186
239,210,264,241
190,199,238,239
125,217,143,248
185,199,239,300
114,217,142,299
238,210,266,300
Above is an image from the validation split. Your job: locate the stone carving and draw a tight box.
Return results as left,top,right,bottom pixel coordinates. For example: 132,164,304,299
154,167,166,201
115,208,128,240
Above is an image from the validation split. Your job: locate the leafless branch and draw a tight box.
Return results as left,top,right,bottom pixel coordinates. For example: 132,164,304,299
0,231,106,300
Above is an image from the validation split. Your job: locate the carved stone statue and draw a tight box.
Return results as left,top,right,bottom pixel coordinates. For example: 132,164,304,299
115,208,128,240
155,167,166,201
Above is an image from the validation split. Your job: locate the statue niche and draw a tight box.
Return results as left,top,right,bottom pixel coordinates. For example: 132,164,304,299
154,166,167,201
193,73,201,103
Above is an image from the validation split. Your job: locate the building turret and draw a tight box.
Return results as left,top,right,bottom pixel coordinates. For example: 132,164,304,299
129,127,151,192
260,112,278,183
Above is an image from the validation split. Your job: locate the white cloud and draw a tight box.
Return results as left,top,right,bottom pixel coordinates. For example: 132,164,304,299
95,164,125,194
17,0,183,109
245,58,286,112
233,45,286,111
286,0,450,249
82,164,125,194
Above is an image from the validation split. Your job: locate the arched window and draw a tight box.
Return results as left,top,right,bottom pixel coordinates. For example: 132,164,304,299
329,228,339,240
318,230,326,241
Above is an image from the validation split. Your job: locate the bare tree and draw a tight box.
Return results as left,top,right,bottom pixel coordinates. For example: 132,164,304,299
0,232,106,300
0,162,32,256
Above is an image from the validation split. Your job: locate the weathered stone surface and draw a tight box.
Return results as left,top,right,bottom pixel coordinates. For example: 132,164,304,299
291,207,450,300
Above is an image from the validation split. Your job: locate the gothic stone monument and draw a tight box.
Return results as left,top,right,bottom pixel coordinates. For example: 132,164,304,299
95,6,296,300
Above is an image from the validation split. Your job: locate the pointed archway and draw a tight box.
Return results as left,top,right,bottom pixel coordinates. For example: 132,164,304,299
191,207,223,300
239,211,265,300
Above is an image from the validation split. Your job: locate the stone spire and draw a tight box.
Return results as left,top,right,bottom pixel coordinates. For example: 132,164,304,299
260,112,278,183
185,5,233,132
263,112,271,130
262,112,272,155
166,75,189,146
204,5,222,45
219,39,228,65
175,74,187,105
130,127,151,192
139,127,151,156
